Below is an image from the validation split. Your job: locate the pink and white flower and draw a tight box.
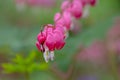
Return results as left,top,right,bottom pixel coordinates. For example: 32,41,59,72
36,0,97,62
36,24,65,62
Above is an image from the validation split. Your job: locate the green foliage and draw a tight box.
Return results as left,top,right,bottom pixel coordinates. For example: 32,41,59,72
2,51,48,74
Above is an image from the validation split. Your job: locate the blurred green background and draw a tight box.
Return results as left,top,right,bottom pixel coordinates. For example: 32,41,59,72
0,0,120,80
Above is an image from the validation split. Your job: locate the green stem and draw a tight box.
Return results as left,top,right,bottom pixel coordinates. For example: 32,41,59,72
109,51,119,80
25,72,30,80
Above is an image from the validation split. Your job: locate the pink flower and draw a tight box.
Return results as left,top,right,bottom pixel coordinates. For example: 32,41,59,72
79,0,97,7
55,24,65,34
61,0,70,11
45,33,56,51
54,13,61,22
75,0,88,7
61,0,83,19
54,28,65,50
69,0,83,19
62,11,72,29
44,25,65,50
89,0,97,6
36,24,65,62
54,11,72,30
36,0,97,62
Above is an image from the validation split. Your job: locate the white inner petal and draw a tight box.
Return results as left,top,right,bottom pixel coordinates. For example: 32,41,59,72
82,5,90,18
49,51,54,61
43,48,49,63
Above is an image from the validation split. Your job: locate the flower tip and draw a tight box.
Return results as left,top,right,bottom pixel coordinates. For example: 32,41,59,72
50,51,54,61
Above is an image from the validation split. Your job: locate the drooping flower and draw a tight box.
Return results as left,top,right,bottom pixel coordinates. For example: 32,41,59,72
61,0,83,19
89,0,97,6
61,0,70,11
36,0,97,62
69,0,83,19
36,24,65,62
54,11,72,30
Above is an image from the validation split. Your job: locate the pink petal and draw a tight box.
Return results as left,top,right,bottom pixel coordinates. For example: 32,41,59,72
36,41,42,51
45,33,56,51
90,0,97,6
70,0,83,19
61,0,70,11
54,13,61,22
37,32,46,44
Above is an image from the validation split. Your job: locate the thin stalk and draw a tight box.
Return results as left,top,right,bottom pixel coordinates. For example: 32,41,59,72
108,51,119,80
25,72,30,80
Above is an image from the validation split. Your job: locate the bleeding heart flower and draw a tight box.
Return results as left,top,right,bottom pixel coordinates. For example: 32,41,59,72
69,0,83,19
89,0,97,6
36,0,97,62
54,13,61,22
61,0,70,11
54,11,72,30
36,24,65,62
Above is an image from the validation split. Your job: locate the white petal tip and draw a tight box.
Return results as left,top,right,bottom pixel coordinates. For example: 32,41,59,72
51,58,54,61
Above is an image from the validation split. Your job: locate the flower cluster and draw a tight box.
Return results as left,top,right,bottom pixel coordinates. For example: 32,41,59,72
36,0,97,62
